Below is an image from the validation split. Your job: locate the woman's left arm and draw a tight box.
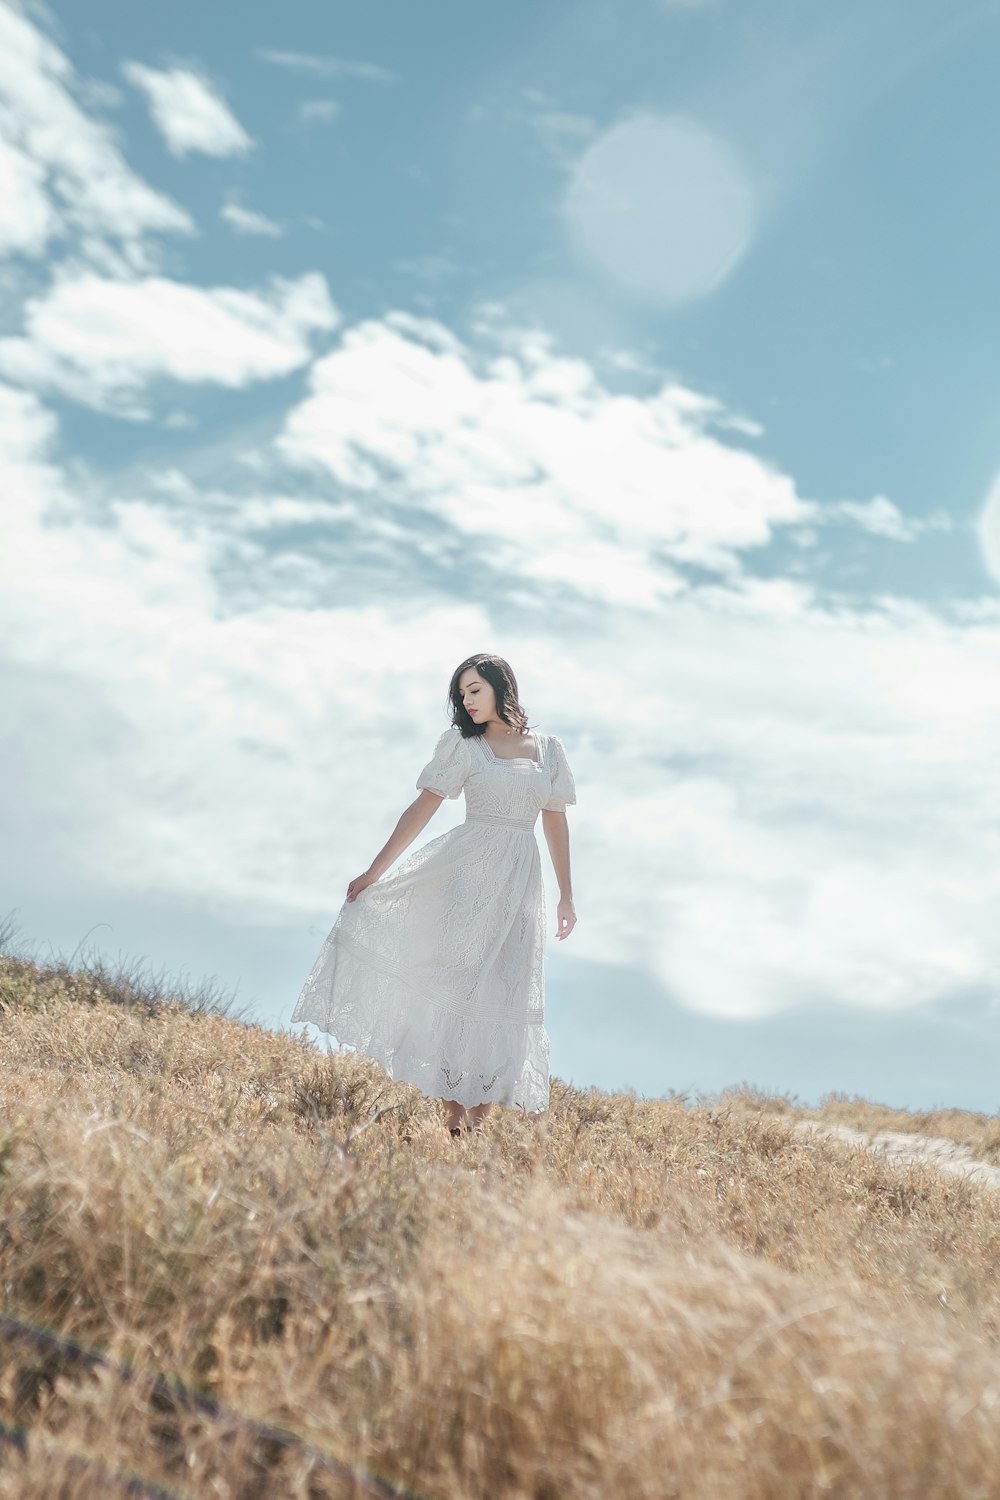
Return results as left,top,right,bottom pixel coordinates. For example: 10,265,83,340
541,809,577,940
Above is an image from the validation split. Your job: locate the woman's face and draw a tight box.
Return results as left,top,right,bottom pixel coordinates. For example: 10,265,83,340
458,670,496,725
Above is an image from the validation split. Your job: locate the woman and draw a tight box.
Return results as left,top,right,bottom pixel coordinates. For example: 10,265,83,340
290,653,577,1137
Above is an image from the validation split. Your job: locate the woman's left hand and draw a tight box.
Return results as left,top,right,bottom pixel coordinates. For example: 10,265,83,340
556,898,577,941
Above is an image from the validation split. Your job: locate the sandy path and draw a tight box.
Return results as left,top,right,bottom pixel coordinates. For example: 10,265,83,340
792,1119,1000,1190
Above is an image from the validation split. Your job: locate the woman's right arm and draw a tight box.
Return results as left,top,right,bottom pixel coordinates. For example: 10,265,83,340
346,791,444,900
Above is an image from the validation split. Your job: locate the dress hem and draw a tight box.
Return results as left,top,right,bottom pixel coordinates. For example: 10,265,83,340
291,1006,550,1112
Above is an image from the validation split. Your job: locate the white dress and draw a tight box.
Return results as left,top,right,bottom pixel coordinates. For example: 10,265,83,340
290,726,577,1112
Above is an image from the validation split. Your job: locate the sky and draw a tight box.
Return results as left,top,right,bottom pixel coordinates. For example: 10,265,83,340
3,0,1000,1111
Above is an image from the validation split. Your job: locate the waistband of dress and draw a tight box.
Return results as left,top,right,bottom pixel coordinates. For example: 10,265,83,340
464,811,537,833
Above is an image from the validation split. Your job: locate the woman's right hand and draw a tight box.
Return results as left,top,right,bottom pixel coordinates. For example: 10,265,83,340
346,869,378,902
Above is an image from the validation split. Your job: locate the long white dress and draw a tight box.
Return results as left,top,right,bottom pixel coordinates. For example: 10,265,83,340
290,726,577,1112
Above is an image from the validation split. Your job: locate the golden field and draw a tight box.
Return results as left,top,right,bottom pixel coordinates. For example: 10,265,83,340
1,926,999,1498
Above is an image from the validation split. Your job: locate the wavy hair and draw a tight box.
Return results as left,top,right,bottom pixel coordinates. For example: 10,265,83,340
447,654,534,740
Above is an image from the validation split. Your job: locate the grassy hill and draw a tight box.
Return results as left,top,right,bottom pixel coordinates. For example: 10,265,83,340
1,928,999,1498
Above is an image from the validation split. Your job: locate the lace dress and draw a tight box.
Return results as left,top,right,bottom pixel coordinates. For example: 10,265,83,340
290,726,577,1112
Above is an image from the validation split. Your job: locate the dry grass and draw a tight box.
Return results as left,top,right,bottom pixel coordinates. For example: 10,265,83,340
1,924,1000,1497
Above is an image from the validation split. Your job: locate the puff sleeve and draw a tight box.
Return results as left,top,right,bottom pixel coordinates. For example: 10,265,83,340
416,726,470,800
542,734,577,812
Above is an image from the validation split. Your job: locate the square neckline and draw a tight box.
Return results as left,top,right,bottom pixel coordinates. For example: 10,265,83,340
478,731,543,766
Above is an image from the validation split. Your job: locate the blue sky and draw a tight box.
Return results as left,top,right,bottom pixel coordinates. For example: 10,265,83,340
3,0,1000,1110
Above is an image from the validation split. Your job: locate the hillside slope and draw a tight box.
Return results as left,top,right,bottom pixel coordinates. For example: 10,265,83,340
0,942,999,1498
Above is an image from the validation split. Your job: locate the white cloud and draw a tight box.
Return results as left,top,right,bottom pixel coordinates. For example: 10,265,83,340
0,5,192,270
2,313,996,1035
260,314,999,1021
394,252,460,287
0,137,53,254
276,310,812,593
257,48,394,85
517,91,598,168
0,271,339,415
581,594,1000,1019
0,378,58,468
220,201,283,238
0,385,492,913
825,494,953,542
296,99,340,126
122,61,253,158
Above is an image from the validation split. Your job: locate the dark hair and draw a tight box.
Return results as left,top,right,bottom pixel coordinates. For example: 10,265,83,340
447,654,533,739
